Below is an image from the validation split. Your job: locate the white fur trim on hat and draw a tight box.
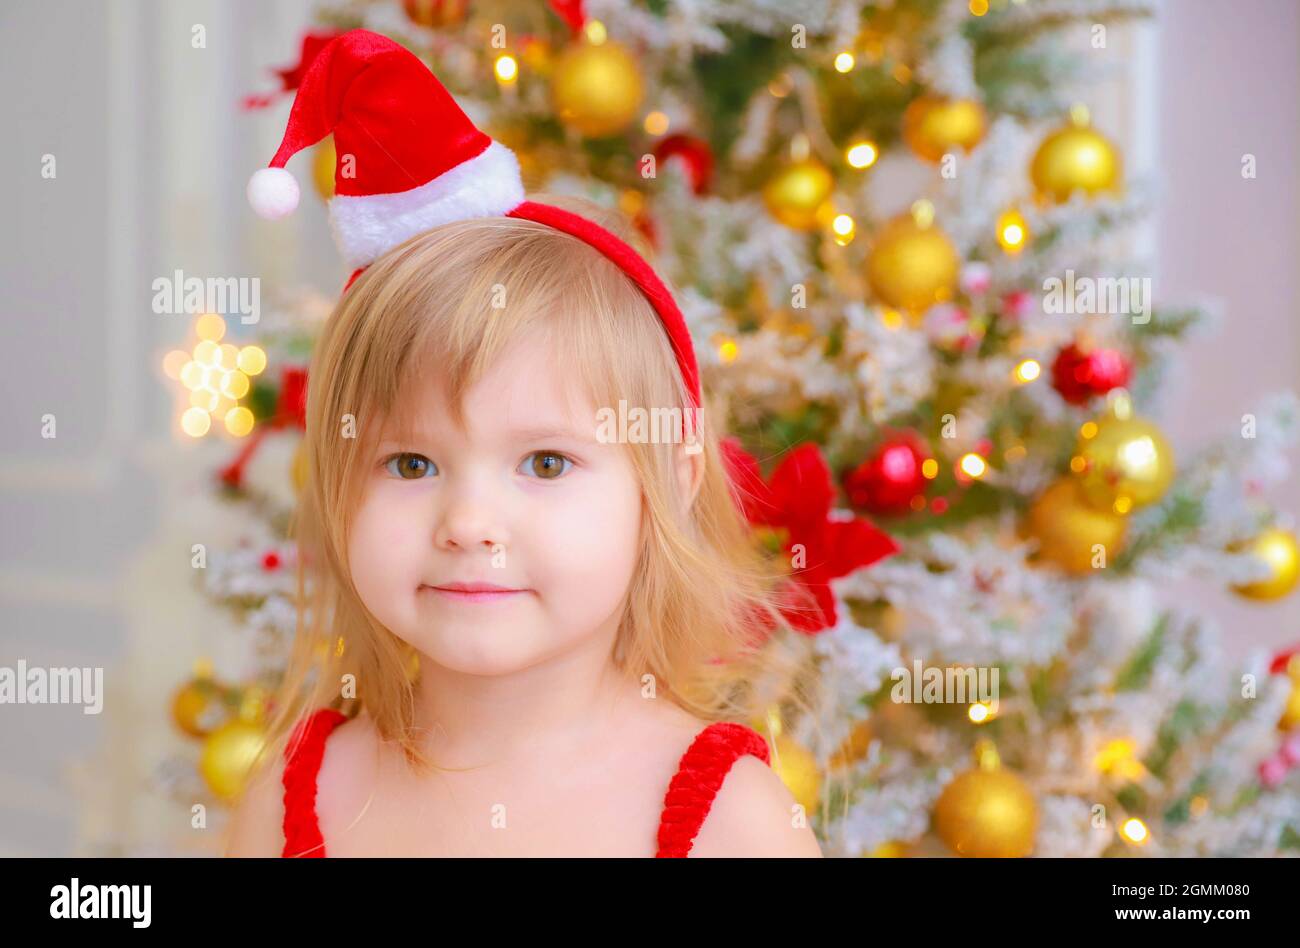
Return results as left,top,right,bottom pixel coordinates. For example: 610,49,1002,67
328,140,526,269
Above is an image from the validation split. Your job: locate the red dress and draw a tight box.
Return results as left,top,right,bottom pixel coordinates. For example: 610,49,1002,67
281,707,771,858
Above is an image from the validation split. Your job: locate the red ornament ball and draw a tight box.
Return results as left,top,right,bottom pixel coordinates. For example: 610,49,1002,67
652,134,715,195
844,434,931,515
1050,342,1131,405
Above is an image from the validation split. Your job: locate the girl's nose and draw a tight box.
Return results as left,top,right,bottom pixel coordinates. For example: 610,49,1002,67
433,486,509,553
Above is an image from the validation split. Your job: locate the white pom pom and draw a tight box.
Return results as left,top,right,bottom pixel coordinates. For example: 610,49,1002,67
247,167,300,220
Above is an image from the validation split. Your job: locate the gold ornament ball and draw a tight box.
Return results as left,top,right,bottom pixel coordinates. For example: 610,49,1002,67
550,41,644,138
865,213,960,313
902,95,987,163
868,840,911,858
762,158,835,231
1231,528,1300,601
402,0,470,28
1076,416,1175,511
1026,477,1128,574
770,733,821,814
933,766,1037,858
312,135,336,201
170,677,226,739
1031,121,1122,203
199,719,267,803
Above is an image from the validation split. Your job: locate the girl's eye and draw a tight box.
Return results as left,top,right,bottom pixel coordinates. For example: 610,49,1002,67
385,453,437,479
520,451,573,480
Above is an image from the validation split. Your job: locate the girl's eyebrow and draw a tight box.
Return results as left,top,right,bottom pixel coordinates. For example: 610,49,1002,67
509,423,595,443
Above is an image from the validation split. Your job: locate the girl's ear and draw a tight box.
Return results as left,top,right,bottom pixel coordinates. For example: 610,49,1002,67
675,442,706,509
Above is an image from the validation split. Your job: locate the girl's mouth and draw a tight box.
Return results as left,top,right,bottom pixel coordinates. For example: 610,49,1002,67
420,582,531,603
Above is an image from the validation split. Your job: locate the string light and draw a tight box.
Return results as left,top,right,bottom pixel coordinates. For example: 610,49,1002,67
717,337,739,363
225,406,255,437
195,313,226,342
832,213,855,244
643,110,669,135
493,54,518,84
959,453,987,479
846,140,878,169
1014,358,1041,383
921,458,939,479
168,314,268,439
1120,817,1150,846
997,207,1028,254
967,701,998,723
969,0,990,15
193,340,220,365
236,345,267,376
162,349,189,380
834,51,855,73
584,20,607,45
181,407,211,437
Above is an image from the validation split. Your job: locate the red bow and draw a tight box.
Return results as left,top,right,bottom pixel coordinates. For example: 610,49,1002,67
721,438,898,633
241,30,344,110
218,366,309,489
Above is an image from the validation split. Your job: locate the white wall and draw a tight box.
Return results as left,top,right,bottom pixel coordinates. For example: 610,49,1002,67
1155,0,1300,654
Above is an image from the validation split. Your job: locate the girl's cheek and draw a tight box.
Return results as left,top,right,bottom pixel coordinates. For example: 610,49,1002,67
550,471,641,558
352,483,427,567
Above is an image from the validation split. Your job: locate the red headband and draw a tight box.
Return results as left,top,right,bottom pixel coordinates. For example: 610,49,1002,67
246,29,700,408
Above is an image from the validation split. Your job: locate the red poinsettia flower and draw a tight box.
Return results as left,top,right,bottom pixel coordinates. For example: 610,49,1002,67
721,437,899,634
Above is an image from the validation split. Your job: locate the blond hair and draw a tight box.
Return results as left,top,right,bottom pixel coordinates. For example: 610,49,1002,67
254,193,827,796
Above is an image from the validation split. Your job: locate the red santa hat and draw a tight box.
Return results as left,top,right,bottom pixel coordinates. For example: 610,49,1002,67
247,28,700,408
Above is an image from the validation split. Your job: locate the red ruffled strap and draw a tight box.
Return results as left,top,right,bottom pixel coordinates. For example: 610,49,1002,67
281,707,348,858
655,722,771,858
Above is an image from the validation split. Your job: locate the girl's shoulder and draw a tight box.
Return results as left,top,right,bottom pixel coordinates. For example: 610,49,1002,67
647,705,823,858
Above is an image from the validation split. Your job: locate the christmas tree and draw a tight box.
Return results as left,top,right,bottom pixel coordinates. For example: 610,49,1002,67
163,0,1300,857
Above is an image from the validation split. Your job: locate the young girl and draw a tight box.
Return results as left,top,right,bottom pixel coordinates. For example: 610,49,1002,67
225,29,824,858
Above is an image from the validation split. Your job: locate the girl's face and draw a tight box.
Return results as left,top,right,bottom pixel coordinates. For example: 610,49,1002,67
347,329,644,676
